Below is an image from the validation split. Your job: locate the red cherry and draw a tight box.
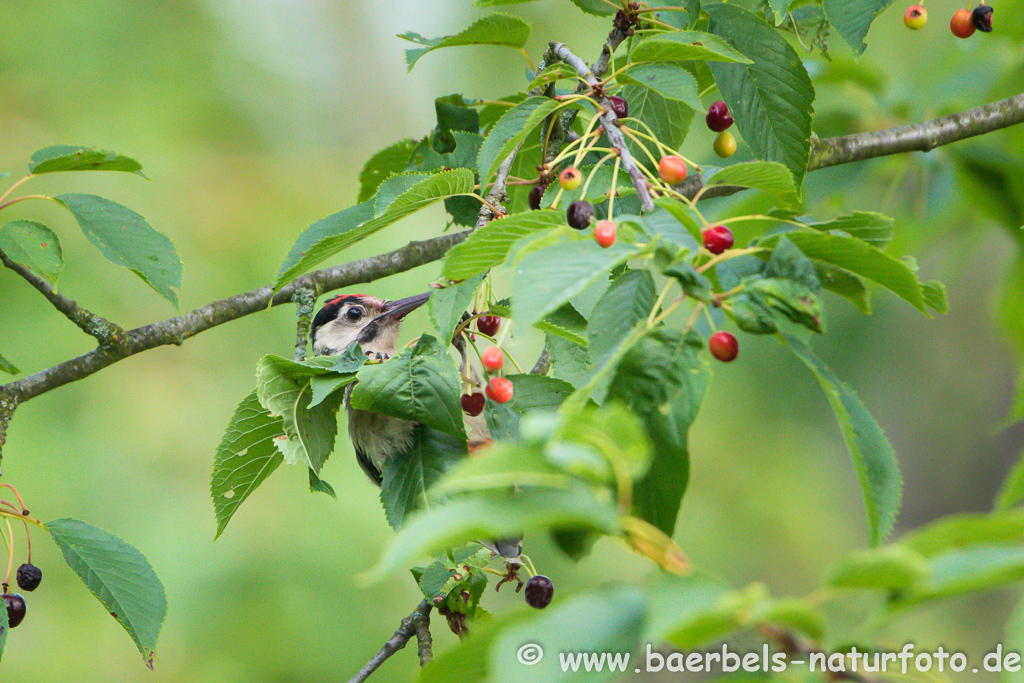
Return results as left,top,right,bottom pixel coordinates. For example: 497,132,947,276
485,377,514,404
705,101,734,132
950,9,975,37
702,225,734,255
708,331,738,362
559,166,581,191
594,220,617,248
481,346,504,371
461,393,486,416
477,315,500,337
658,155,688,185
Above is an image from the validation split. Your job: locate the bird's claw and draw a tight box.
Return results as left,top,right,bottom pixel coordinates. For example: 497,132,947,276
494,562,524,593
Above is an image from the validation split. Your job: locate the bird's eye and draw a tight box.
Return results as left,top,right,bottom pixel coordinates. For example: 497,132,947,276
345,306,363,322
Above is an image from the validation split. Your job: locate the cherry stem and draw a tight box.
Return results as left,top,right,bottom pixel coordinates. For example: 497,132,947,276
607,155,622,218
0,175,34,207
3,518,13,589
0,484,28,513
0,194,55,212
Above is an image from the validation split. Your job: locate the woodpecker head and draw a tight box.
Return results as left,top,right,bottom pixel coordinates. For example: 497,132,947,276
310,292,431,360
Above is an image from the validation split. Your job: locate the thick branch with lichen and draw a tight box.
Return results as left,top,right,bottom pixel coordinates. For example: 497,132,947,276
549,41,655,212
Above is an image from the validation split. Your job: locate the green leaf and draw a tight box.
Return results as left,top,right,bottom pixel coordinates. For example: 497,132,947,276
607,329,707,535
706,4,814,189
0,220,63,284
567,0,617,15
805,211,894,250
29,145,145,176
815,262,871,313
349,335,467,439
588,270,657,371
646,576,766,650
490,586,646,681
766,0,793,24
782,336,901,545
704,161,798,209
433,94,481,153
368,486,620,579
475,0,540,5
0,353,18,376
764,235,820,290
827,545,929,589
547,333,593,388
47,518,167,668
381,426,468,528
630,31,753,64
429,275,484,345
824,0,896,55
617,63,702,111
275,169,475,289
996,449,1024,511
477,97,562,187
535,303,590,346
557,403,654,480
55,194,182,306
664,262,713,303
308,468,336,498
357,139,417,202
768,231,938,315
431,440,569,496
443,209,564,281
400,14,530,71
898,545,1024,606
256,355,344,472
513,232,640,330
901,510,1024,556
211,391,285,538
509,374,575,412
748,278,824,333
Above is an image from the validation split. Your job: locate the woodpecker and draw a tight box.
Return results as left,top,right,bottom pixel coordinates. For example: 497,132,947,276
310,292,523,565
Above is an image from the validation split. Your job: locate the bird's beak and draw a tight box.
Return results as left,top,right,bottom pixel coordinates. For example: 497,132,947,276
378,292,432,322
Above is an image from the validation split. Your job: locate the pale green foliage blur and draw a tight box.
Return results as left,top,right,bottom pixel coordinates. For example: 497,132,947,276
1,0,1023,680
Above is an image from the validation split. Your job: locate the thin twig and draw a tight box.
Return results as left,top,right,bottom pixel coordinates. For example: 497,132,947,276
1,249,126,348
550,41,655,212
347,600,433,683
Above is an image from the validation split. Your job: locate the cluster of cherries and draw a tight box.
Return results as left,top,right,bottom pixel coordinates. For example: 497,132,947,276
4,562,41,629
460,315,513,417
903,2,994,36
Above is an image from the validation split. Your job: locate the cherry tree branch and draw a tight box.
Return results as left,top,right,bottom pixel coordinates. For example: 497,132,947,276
679,91,1024,202
347,600,432,683
549,41,655,212
0,231,469,408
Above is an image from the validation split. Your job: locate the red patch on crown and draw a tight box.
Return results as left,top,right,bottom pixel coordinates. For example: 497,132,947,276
325,294,368,306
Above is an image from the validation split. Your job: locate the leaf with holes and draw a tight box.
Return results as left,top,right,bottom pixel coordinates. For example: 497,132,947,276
47,518,167,668
55,194,181,306
29,145,145,176
211,391,286,538
706,4,814,188
349,335,466,440
256,355,344,472
400,13,530,71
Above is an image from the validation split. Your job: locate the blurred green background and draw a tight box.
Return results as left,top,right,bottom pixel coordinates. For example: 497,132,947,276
2,0,1023,680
